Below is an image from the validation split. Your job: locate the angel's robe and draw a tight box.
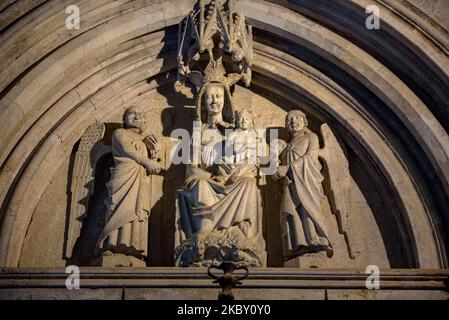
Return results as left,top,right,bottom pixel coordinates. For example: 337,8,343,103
279,130,333,259
97,128,150,259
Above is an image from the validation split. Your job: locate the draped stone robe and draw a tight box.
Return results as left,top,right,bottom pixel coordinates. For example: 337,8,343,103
177,126,267,265
180,128,263,229
279,130,333,259
97,128,151,259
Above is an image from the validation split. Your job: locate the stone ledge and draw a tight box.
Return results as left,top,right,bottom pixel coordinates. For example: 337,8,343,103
0,287,447,300
0,268,448,289
0,268,448,299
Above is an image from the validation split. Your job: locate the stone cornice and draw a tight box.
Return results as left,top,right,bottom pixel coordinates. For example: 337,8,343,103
1,268,448,290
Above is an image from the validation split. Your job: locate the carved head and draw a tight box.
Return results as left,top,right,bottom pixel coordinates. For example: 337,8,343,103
197,82,234,126
204,84,225,116
236,109,254,130
286,110,308,134
195,58,236,126
123,106,145,131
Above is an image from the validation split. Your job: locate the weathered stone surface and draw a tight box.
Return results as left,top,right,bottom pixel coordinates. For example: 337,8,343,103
0,289,123,300
18,160,69,268
407,0,449,32
0,0,448,300
0,268,448,300
124,288,218,300
94,255,147,268
125,288,325,300
327,289,449,300
233,289,325,300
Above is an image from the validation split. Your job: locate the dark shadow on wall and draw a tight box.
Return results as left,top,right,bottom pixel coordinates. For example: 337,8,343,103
62,140,78,265
65,123,120,266
145,25,197,266
146,100,195,267
68,153,114,266
263,126,289,267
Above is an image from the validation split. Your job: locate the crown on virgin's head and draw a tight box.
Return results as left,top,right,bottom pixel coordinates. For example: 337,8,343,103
203,57,228,86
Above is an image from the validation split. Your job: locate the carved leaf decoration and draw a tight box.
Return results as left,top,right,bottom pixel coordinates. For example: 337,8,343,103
318,124,357,259
174,81,194,98
65,122,108,259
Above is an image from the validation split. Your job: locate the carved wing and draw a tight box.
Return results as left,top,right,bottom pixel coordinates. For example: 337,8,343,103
318,124,357,259
65,122,108,259
226,73,243,87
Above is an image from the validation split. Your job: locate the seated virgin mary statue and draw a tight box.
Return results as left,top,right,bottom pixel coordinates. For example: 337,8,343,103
175,61,267,267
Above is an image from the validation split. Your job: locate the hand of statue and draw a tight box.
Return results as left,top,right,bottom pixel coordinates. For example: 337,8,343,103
273,165,289,181
145,160,161,175
217,121,233,129
144,135,160,156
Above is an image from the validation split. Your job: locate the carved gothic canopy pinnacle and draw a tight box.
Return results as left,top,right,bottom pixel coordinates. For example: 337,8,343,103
175,0,253,97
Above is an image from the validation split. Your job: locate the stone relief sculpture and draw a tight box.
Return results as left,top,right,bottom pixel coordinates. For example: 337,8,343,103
65,0,356,268
95,106,161,267
174,0,253,97
274,110,333,259
172,0,271,267
175,104,267,266
274,110,356,262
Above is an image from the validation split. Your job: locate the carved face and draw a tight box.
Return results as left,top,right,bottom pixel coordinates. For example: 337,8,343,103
124,109,145,130
236,110,253,130
204,84,225,116
286,113,306,134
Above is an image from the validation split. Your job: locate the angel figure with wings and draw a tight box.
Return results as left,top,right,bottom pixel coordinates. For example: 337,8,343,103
273,110,356,262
